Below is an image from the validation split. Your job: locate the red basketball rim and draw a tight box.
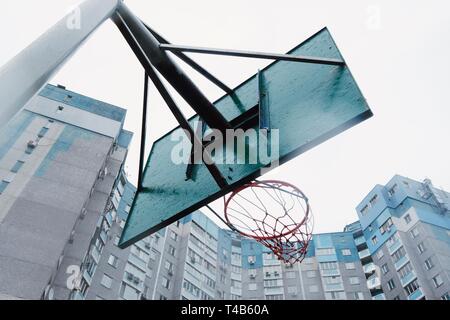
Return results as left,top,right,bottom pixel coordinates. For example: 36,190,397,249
224,180,310,241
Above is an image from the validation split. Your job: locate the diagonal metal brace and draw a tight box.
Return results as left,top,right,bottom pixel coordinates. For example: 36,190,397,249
159,43,345,66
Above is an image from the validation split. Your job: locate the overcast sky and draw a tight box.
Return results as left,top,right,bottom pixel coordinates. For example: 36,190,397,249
1,0,449,234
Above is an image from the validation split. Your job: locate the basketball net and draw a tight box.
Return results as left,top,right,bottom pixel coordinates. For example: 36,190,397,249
224,180,313,264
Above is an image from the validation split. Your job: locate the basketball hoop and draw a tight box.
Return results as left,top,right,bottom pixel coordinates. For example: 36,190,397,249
223,180,313,264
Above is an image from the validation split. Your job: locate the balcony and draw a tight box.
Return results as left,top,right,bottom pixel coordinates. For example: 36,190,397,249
354,236,366,247
408,288,424,300
358,248,371,260
388,239,402,255
366,275,381,290
99,230,108,244
324,283,344,292
90,246,101,263
82,269,93,285
394,255,409,271
320,269,340,277
128,254,147,271
363,262,376,274
400,271,417,287
372,293,386,300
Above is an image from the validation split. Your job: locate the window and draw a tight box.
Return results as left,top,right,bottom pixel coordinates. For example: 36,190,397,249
441,292,450,300
325,291,345,300
10,160,25,173
410,227,419,239
424,257,434,270
205,276,215,289
319,261,338,270
388,184,398,196
248,255,256,264
417,242,426,254
164,261,173,273
114,236,120,246
350,277,360,285
404,214,411,224
231,265,241,274
170,230,178,241
162,277,170,289
248,283,258,291
381,263,389,275
159,294,167,300
309,285,319,293
120,282,140,300
398,262,413,279
108,255,118,268
306,270,317,278
432,274,444,288
119,220,126,228
323,276,342,285
0,180,10,194
168,245,176,256
341,249,351,256
371,236,378,245
316,248,336,256
38,127,49,138
380,218,393,234
360,205,369,216
353,292,364,300
131,246,149,261
404,279,420,296
369,194,378,206
387,279,396,291
345,262,356,270
391,246,406,263
376,249,384,260
101,274,113,289
231,280,242,289
248,269,257,279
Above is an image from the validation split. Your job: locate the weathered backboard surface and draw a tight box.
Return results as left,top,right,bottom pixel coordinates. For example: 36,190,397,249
119,27,372,248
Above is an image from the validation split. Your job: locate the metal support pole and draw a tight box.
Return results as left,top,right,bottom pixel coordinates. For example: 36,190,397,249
115,3,231,134
0,0,120,129
159,44,345,66
141,22,233,95
113,12,228,189
138,72,149,191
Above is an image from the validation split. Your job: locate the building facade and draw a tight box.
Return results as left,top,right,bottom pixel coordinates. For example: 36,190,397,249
80,175,450,301
83,209,371,300
0,84,133,300
355,175,450,300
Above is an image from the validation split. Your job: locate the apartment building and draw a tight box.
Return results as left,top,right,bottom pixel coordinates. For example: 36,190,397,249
355,175,450,300
0,84,133,300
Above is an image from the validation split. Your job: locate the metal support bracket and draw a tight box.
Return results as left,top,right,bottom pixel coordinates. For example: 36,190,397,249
159,43,345,66
141,21,233,95
258,70,270,131
137,72,149,191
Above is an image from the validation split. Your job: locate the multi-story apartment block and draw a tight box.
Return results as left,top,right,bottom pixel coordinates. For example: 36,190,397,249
0,84,133,300
84,175,449,301
86,208,371,300
355,175,450,300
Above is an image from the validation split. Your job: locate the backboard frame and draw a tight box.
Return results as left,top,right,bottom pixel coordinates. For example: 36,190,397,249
119,26,373,248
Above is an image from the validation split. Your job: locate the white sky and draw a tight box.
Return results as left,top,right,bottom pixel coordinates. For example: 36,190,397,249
1,0,449,233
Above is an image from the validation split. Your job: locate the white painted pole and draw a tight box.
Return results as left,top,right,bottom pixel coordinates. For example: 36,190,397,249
0,0,120,127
